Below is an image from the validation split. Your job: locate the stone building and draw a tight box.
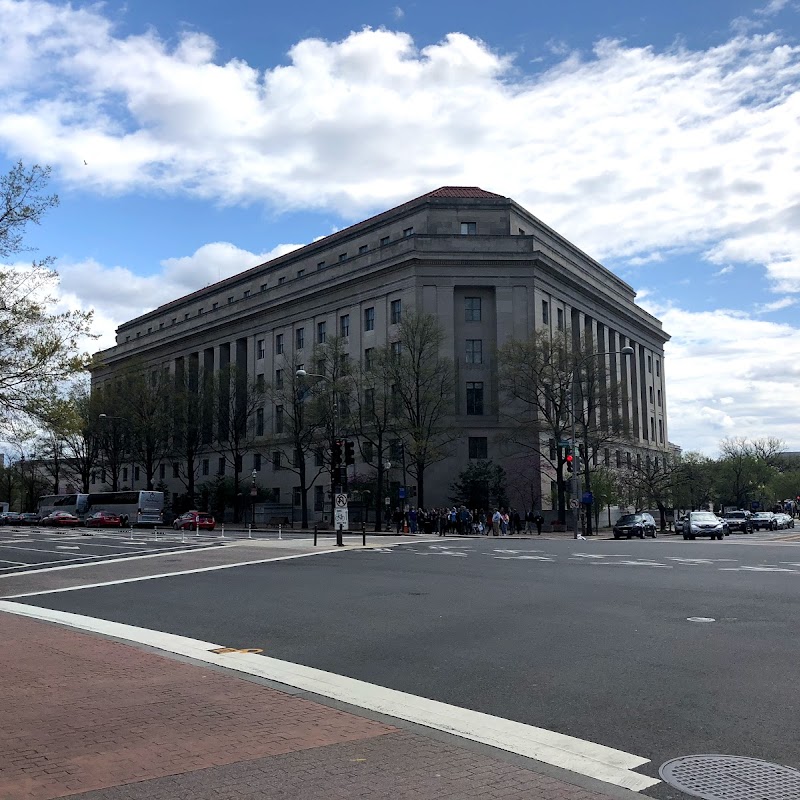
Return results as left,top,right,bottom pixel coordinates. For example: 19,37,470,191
90,187,670,518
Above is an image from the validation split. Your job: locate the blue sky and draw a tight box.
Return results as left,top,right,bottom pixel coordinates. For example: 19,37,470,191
1,0,799,454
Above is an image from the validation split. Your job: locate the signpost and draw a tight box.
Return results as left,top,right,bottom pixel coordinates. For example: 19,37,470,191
334,493,348,545
570,498,579,509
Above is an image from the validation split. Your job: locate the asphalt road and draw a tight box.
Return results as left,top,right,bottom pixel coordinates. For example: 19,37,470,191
17,535,800,799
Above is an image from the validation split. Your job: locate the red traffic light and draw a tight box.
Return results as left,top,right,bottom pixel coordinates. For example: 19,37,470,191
566,454,573,463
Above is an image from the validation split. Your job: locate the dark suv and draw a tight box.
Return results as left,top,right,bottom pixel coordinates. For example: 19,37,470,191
613,513,657,539
722,510,753,534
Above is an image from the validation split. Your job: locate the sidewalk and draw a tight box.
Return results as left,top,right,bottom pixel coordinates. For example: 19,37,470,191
0,611,639,800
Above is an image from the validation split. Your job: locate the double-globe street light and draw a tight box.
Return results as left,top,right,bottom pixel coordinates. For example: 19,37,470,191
569,346,634,540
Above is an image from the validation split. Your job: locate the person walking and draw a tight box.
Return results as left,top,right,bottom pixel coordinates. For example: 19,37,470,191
492,509,502,536
533,511,544,535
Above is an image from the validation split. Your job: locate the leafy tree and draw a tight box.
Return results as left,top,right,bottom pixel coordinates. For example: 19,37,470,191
620,452,681,529
588,466,623,530
210,365,268,522
498,329,628,527
449,460,508,510
715,437,783,509
61,383,102,493
95,382,131,491
384,312,455,508
672,452,716,511
0,162,94,428
32,396,75,494
348,345,397,530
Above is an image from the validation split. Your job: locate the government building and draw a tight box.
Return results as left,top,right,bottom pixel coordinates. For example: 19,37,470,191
90,187,670,520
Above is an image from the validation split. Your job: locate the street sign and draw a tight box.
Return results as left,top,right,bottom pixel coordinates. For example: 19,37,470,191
582,491,594,505
570,499,579,509
384,497,391,505
334,493,348,509
334,507,349,529
398,487,406,499
558,439,571,447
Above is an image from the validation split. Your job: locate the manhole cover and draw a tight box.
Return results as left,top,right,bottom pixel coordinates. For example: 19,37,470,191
659,754,800,799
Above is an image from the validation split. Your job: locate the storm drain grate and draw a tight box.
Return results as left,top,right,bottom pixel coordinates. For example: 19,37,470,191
659,754,800,800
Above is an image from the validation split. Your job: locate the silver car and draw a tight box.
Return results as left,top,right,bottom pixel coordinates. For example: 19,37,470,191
681,511,727,541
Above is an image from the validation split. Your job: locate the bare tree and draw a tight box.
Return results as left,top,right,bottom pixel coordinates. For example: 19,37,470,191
620,452,682,529
384,312,455,508
171,366,212,502
62,383,102,493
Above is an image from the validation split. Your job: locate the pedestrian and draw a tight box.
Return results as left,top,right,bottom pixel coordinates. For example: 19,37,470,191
525,509,534,533
501,510,509,535
492,509,502,536
408,506,418,534
533,511,544,535
393,507,404,534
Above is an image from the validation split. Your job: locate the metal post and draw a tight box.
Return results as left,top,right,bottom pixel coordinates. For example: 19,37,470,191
221,524,225,539
278,523,282,540
314,524,318,546
130,525,134,541
362,523,366,547
181,528,186,543
571,369,582,540
248,523,252,539
336,523,344,546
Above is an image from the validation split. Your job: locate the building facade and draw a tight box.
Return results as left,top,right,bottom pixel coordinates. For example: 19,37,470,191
90,187,670,517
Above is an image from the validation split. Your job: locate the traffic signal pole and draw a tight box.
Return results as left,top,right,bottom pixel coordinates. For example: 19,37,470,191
570,369,582,540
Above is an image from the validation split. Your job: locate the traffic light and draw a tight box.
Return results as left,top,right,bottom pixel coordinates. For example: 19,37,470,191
344,440,356,466
565,453,574,473
331,440,343,469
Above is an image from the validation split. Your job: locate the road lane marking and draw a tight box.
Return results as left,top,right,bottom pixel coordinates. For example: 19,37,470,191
0,601,660,792
0,559,27,565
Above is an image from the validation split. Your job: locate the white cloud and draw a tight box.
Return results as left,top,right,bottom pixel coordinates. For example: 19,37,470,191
392,6,404,20
712,265,734,277
756,0,791,17
755,296,797,313
627,253,664,267
0,3,799,295
640,299,800,454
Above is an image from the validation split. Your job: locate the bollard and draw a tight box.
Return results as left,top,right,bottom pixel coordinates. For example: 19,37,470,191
221,524,225,539
314,524,318,546
248,524,252,539
130,525,134,541
362,524,366,547
278,524,282,540
336,523,344,547
181,528,186,543
154,525,158,540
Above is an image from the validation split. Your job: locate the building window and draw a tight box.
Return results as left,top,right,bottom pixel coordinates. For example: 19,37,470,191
274,368,283,389
217,458,225,475
317,321,326,344
134,466,140,481
657,389,662,407
364,348,374,370
557,308,564,331
91,472,96,485
541,300,549,325
275,334,284,355
659,419,664,443
243,289,250,298
272,451,281,470
338,252,347,262
183,314,189,321
468,437,488,459
403,226,414,237
627,452,632,468
316,358,325,376
465,339,482,364
648,355,652,373
314,485,324,511
296,327,304,350
314,448,324,467
466,382,484,415
460,222,477,235
604,448,610,466
278,276,286,284
464,297,481,322
201,459,209,476
261,284,267,292
389,439,402,460
364,307,375,331
212,302,218,310
171,318,176,325
173,462,180,478
228,296,234,304
197,309,203,316
257,339,265,359
256,374,265,391
296,269,305,278
390,299,402,325
253,453,261,472
380,236,390,246
615,451,621,468
389,341,400,358
656,359,661,377
292,486,302,506
122,467,129,482
340,314,350,337
159,464,166,480
649,386,654,404
518,227,525,235
359,244,368,253
256,407,264,436
275,405,284,434
650,417,656,440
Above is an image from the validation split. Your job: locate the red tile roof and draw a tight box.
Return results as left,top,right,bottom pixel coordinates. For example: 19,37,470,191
421,186,506,199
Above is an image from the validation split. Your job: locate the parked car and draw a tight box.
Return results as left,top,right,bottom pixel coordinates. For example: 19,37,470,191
774,513,795,530
85,511,122,528
751,512,778,531
0,511,23,525
681,511,728,540
41,511,81,527
613,512,657,539
173,511,215,531
18,512,41,525
722,510,753,534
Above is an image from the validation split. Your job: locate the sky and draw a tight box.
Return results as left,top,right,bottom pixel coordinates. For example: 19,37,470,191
1,0,799,456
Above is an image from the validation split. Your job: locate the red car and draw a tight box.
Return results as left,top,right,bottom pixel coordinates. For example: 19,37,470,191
173,511,215,531
85,511,122,528
41,511,81,527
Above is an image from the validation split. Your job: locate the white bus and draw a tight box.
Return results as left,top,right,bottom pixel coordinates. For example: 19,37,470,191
38,491,165,526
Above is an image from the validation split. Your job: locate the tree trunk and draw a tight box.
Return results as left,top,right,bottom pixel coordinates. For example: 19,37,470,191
416,460,425,508
584,462,593,536
375,461,384,532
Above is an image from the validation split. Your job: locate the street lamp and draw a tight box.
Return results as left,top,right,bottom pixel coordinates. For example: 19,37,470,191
570,345,634,539
250,468,257,526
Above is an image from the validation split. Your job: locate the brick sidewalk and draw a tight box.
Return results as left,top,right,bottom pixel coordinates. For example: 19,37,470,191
0,611,625,800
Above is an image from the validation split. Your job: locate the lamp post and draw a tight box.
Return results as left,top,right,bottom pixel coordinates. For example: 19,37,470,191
250,468,257,526
570,346,634,539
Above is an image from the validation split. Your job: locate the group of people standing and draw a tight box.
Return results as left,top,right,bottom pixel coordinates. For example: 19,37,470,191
390,506,545,536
